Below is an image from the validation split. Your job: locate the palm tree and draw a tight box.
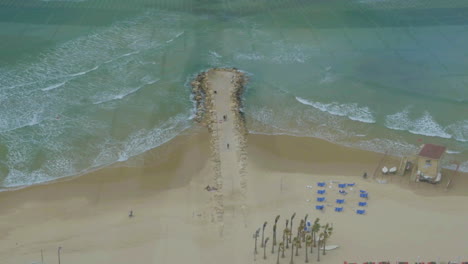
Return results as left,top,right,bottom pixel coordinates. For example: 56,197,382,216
317,232,325,262
289,237,297,264
285,219,289,248
284,227,291,249
297,219,304,239
261,221,268,248
303,214,309,242
295,236,301,256
253,228,260,255
277,242,284,264
312,218,321,249
305,235,312,263
263,237,270,259
272,215,280,253
322,224,333,256
272,224,277,254
57,247,62,264
281,233,286,258
289,213,296,242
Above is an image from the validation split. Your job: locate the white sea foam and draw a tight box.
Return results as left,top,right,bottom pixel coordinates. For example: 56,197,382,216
41,81,67,91
385,109,452,139
209,50,222,58
92,113,192,167
104,51,140,64
446,150,462,154
295,97,376,124
2,112,193,189
235,53,264,61
68,65,99,77
92,85,145,105
446,120,468,142
166,31,184,44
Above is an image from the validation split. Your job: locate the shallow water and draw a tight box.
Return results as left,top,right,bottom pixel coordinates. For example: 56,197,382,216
1,0,467,188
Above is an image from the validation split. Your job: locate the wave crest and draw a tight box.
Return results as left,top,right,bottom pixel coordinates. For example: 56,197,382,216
295,97,376,124
385,109,452,139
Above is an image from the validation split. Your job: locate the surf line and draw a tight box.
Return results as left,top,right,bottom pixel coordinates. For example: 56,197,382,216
191,68,249,236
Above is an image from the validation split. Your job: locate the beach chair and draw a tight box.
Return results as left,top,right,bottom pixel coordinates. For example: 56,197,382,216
356,209,366,215
358,202,367,207
397,262,408,264
360,190,367,193
360,193,368,199
363,262,375,264
315,205,324,211
379,262,390,264
335,207,343,212
339,189,347,195
317,182,326,187
338,183,346,188
336,199,345,204
317,189,326,195
347,183,355,187
317,197,326,202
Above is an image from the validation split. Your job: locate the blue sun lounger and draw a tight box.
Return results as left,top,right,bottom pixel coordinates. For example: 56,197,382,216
317,197,325,202
315,205,324,210
356,209,366,215
360,190,367,193
358,202,367,207
338,183,346,188
317,182,326,187
336,199,345,204
334,207,343,212
360,193,368,198
347,183,355,187
317,189,326,195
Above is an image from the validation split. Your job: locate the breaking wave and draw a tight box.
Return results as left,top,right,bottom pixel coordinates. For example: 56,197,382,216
385,109,453,139
295,97,376,124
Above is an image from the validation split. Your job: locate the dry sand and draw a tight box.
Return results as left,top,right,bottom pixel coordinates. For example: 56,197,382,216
1,70,468,263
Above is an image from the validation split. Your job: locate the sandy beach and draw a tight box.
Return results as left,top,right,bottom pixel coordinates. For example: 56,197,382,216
1,70,468,264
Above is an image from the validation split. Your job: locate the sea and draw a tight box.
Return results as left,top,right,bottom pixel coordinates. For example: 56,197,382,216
0,0,467,189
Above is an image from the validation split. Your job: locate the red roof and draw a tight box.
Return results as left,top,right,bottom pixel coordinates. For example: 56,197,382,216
418,144,446,159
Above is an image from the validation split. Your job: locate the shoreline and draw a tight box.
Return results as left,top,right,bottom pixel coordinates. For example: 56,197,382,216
1,129,466,195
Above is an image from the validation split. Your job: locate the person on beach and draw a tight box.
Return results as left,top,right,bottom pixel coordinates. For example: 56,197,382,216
363,172,367,179
227,143,229,149
223,115,227,121
129,210,134,218
214,90,217,94
205,185,218,191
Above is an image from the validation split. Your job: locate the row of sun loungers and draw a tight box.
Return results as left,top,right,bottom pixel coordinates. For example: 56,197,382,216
316,198,367,206
315,182,369,214
317,182,356,188
315,205,366,215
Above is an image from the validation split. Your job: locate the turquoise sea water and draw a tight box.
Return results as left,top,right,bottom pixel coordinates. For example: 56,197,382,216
0,0,467,188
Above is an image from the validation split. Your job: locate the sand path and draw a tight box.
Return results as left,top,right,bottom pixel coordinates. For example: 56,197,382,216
202,69,248,234
207,70,242,197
